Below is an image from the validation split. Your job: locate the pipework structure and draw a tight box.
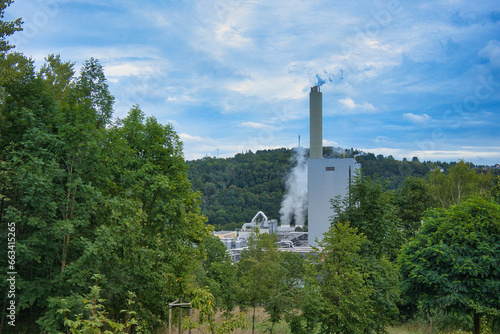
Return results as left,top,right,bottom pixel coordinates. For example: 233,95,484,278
307,86,360,246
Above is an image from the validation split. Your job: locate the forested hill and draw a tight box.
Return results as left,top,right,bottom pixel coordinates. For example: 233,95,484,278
187,148,293,231
187,147,496,230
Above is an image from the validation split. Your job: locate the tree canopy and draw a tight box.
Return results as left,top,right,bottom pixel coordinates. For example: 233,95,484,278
0,46,209,333
399,197,500,334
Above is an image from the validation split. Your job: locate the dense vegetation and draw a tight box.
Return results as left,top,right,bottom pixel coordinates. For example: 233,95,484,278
188,147,500,230
1,3,209,332
187,149,292,231
2,2,500,333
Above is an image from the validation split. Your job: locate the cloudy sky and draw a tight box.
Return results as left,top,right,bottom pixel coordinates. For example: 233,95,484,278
5,0,500,164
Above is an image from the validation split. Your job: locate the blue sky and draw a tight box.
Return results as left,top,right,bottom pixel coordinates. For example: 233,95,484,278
5,0,500,164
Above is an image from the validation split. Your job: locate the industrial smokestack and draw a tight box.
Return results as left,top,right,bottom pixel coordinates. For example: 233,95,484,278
310,86,322,159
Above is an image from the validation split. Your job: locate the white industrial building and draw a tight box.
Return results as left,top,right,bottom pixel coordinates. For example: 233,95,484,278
307,86,361,246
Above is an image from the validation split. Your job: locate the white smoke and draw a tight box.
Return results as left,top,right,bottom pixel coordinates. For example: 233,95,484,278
279,147,308,226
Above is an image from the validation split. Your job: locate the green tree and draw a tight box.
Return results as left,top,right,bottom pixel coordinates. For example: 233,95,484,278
0,0,22,52
237,230,286,334
198,234,238,318
76,57,114,127
313,221,374,334
330,175,401,330
428,161,493,208
0,50,210,332
399,197,500,334
331,174,402,260
184,287,248,334
263,252,297,334
37,54,75,104
285,262,323,334
396,177,434,239
492,176,500,204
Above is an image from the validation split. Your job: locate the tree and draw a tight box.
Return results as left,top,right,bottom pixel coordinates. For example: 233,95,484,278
396,177,434,239
313,221,374,334
237,229,286,334
197,234,238,318
0,0,23,52
428,161,493,208
37,54,75,104
0,51,210,332
330,174,401,331
285,261,323,334
399,197,500,334
76,57,114,127
331,174,402,260
184,287,248,334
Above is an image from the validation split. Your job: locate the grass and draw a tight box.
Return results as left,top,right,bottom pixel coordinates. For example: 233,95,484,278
161,307,439,334
159,307,290,334
387,323,430,334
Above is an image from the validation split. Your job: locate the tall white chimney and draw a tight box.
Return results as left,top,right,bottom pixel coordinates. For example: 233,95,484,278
310,86,322,159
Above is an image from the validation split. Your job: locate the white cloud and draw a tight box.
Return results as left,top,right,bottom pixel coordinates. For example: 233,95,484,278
403,113,432,124
179,133,213,143
478,40,500,68
339,97,376,112
374,136,389,143
231,74,307,101
104,63,156,78
323,139,339,147
240,121,272,130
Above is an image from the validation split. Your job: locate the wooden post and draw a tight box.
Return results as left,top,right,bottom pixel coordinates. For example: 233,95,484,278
178,297,182,334
168,299,192,334
169,305,172,334
189,305,192,334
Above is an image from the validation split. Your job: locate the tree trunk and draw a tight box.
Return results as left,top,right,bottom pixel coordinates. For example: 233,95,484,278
473,312,480,334
61,235,70,273
0,298,6,334
252,298,256,334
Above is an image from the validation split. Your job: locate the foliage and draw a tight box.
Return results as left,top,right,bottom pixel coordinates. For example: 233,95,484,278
184,287,248,334
187,147,499,231
0,0,23,52
396,177,434,239
331,174,403,260
330,175,403,331
237,229,299,334
428,161,494,208
0,40,209,331
187,149,293,230
285,275,323,334
197,234,238,318
58,275,143,334
399,197,500,334
313,221,375,334
355,154,433,189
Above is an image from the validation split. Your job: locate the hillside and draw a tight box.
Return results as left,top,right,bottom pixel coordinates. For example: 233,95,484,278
187,149,293,230
188,147,496,230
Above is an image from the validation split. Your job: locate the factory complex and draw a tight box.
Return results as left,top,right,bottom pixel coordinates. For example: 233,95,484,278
215,86,360,261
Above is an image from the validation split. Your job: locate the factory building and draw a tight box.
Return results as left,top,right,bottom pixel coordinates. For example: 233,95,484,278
218,210,312,262
307,86,361,246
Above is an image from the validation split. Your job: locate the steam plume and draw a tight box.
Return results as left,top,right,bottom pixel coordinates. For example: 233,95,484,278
279,148,308,226
315,69,344,87
315,73,334,87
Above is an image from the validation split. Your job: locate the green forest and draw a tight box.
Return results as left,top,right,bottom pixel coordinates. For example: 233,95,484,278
2,2,500,334
188,148,499,231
